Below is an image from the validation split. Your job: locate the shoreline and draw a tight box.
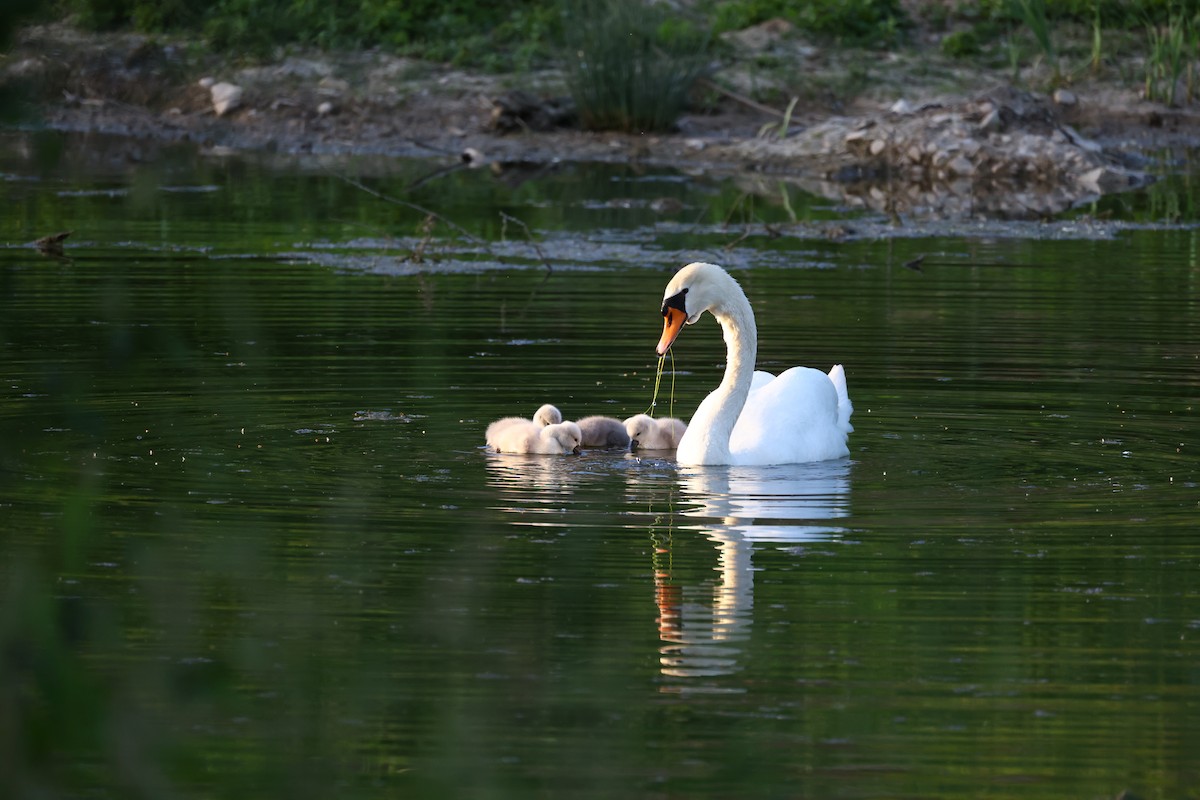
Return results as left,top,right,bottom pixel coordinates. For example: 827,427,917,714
5,23,1200,222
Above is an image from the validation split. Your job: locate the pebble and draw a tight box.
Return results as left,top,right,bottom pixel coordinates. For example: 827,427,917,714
979,108,1003,133
1053,88,1078,107
210,82,243,116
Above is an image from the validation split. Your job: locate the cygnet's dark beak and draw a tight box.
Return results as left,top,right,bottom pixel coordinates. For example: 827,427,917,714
572,445,581,455
629,438,640,452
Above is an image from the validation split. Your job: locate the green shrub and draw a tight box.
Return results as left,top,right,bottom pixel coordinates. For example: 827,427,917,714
940,28,982,58
54,0,557,65
708,0,909,47
563,0,711,133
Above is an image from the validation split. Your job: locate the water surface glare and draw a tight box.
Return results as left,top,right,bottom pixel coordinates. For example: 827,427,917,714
1,134,1199,799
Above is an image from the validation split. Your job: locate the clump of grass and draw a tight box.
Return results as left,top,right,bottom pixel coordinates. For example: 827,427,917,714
940,29,982,59
1145,6,1199,106
757,96,799,139
562,0,711,133
710,0,908,48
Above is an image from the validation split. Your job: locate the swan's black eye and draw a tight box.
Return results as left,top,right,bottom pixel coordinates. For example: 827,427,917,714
661,288,689,317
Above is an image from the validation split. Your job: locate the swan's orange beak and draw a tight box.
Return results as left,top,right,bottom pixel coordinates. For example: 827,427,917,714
657,307,686,355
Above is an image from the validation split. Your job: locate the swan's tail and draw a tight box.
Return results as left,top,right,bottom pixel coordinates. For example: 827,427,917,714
827,364,854,434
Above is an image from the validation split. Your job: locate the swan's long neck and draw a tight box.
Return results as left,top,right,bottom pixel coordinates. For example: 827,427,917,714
713,293,758,433
679,280,757,464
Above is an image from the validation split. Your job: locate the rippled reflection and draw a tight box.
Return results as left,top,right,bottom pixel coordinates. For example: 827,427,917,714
653,460,851,685
482,452,586,513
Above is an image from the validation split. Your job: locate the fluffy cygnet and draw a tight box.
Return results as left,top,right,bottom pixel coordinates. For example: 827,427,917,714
624,414,687,450
485,404,562,447
576,415,631,449
532,404,563,426
490,420,582,455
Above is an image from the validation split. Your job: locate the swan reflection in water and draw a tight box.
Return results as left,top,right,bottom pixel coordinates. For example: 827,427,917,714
653,459,851,685
482,451,850,684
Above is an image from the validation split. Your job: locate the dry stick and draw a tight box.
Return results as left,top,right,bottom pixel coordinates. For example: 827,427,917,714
336,173,488,248
402,161,469,194
698,77,785,119
723,228,753,251
498,211,554,273
402,137,461,156
408,214,436,264
722,192,750,228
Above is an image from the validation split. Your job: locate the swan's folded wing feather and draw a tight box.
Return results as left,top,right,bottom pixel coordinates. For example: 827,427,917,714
730,366,849,465
749,370,776,391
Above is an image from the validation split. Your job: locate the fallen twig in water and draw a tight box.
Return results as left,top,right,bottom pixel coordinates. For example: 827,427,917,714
34,230,72,256
407,214,437,263
336,173,487,248
499,211,554,273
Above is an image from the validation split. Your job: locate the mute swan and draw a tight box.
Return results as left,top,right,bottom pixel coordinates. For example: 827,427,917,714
489,420,582,455
485,404,562,447
624,414,687,450
656,262,852,466
577,415,631,448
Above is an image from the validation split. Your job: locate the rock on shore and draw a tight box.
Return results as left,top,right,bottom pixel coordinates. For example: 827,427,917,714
724,87,1149,218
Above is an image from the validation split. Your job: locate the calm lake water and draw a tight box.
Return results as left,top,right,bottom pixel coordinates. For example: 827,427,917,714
1,131,1199,799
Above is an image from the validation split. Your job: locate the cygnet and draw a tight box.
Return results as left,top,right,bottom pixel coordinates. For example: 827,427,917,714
576,415,631,449
485,404,562,447
624,414,687,450
489,420,582,455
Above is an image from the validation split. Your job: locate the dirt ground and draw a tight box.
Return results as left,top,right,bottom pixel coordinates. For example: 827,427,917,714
4,22,1200,219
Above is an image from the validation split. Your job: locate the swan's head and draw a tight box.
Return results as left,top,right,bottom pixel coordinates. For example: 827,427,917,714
657,262,738,355
545,421,582,455
533,404,562,427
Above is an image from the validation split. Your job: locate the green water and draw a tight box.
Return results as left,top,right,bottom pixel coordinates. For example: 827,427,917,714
2,132,1199,799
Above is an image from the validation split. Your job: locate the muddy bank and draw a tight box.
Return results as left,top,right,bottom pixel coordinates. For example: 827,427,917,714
4,23,1200,220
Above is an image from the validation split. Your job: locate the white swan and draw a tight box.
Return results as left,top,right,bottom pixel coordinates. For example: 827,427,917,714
489,420,582,455
576,415,631,448
656,262,852,466
485,404,562,446
623,414,686,450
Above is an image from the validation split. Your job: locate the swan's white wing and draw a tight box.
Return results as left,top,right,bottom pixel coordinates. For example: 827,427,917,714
749,370,776,391
729,366,850,466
